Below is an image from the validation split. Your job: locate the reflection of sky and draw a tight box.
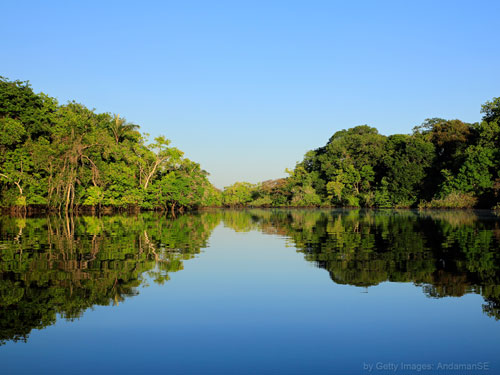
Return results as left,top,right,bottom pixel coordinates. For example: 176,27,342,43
2,223,500,374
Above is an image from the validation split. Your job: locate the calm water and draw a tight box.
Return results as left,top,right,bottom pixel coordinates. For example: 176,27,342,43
1,209,500,374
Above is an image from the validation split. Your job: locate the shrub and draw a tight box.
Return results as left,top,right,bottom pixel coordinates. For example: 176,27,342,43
419,191,477,209
344,195,360,208
252,196,272,207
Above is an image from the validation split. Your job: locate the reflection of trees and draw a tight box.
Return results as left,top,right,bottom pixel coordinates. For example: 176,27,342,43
0,212,220,344
220,209,261,232
1,209,499,345
222,209,500,321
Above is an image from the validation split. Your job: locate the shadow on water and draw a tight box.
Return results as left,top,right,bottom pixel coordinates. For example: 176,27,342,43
1,209,499,344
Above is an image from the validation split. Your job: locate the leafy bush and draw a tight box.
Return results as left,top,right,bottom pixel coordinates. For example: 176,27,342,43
344,195,360,208
419,192,477,209
252,196,272,207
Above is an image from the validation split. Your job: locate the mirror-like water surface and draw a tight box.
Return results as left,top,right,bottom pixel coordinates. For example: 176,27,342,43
1,209,500,374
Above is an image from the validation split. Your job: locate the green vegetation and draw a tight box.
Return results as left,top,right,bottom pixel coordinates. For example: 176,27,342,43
2,76,499,210
0,77,222,213
222,99,500,209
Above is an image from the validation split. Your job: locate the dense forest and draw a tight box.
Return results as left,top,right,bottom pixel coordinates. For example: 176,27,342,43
1,76,499,211
225,99,500,209
0,77,222,213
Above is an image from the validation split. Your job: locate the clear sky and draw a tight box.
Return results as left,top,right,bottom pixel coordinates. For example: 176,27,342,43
2,0,499,188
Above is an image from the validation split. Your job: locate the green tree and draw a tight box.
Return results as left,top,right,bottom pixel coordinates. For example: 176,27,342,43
382,134,435,206
223,182,254,206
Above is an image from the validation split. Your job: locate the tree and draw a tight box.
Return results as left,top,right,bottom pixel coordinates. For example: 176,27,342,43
481,97,500,123
141,136,183,191
223,182,254,206
108,114,139,144
382,134,435,206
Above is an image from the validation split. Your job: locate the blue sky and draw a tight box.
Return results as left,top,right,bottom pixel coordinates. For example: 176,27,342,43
2,0,499,188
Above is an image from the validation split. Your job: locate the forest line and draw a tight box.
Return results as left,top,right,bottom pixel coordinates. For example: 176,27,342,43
1,76,499,212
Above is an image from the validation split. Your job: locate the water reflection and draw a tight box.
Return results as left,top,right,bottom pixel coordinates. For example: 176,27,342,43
0,212,221,344
225,209,500,319
1,209,499,345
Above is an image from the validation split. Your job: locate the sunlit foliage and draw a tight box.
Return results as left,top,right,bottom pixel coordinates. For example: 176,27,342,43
0,77,220,212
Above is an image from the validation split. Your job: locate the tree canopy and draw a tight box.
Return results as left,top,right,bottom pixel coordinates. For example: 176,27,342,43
1,76,499,210
222,99,500,209
0,77,222,212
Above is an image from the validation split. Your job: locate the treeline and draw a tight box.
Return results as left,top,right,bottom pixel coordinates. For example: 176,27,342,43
0,77,222,213
223,98,500,209
2,76,499,211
